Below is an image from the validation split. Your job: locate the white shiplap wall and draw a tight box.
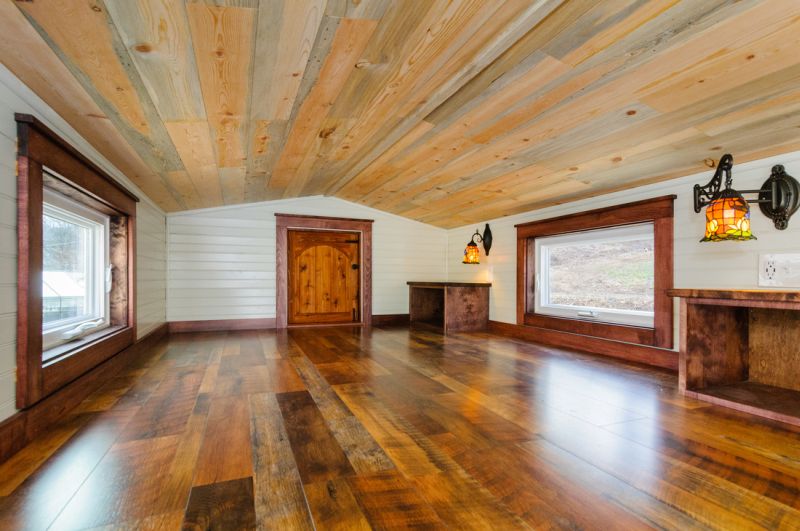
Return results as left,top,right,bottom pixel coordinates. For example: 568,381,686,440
137,201,167,337
167,196,448,321
447,150,800,325
0,65,168,422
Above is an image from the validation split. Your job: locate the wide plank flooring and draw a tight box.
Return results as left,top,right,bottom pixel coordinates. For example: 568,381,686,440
1,325,800,529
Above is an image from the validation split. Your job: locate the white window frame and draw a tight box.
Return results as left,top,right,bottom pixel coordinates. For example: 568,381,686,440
42,188,110,350
534,222,655,328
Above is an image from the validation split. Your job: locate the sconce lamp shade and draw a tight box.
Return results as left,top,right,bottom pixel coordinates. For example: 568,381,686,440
462,225,491,264
463,240,480,264
701,188,756,242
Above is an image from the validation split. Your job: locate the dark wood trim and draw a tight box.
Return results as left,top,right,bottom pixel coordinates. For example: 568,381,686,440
406,282,492,288
653,215,673,347
16,149,42,407
371,314,411,326
516,236,526,325
168,318,277,333
488,320,678,371
288,322,364,329
0,323,168,464
41,329,136,396
516,195,675,350
275,214,373,329
15,114,139,206
271,213,374,223
15,114,138,409
669,289,800,303
514,194,676,236
522,313,655,345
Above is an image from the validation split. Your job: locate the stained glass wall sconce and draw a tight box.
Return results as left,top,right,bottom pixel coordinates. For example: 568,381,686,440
462,224,493,264
693,154,799,242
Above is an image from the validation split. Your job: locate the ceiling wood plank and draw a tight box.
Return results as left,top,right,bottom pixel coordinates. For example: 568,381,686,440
16,0,150,135
163,120,224,206
5,0,800,226
347,0,777,223
269,17,379,194
15,0,190,209
339,52,572,203
166,170,204,210
220,167,246,205
244,0,327,203
322,0,567,196
187,3,255,176
1,0,181,210
250,0,326,123
105,0,222,209
104,0,206,121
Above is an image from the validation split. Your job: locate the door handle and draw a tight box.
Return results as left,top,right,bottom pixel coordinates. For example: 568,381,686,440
351,264,359,270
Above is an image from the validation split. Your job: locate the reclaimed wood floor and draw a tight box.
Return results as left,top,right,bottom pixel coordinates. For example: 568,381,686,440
1,325,800,529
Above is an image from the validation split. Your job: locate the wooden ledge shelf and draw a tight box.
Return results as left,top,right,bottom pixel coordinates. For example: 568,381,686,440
407,281,492,288
668,289,800,302
670,289,800,427
687,382,800,427
407,282,491,333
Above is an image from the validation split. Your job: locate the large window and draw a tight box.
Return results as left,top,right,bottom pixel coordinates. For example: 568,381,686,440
516,195,674,351
16,113,138,408
42,187,110,352
534,223,654,327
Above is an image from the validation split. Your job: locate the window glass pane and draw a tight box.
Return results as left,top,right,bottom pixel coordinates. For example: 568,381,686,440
546,236,654,312
42,214,90,324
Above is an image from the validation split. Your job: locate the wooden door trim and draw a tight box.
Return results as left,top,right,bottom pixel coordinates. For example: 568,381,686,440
276,214,373,328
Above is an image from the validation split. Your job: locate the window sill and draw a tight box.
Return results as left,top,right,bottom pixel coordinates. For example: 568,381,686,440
40,326,134,398
523,312,657,346
43,325,124,365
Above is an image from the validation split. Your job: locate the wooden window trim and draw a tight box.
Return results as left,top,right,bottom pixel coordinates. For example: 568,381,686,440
516,195,675,349
275,214,373,329
16,113,138,409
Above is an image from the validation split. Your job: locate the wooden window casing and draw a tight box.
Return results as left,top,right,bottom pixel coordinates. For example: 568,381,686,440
516,195,675,350
16,114,138,408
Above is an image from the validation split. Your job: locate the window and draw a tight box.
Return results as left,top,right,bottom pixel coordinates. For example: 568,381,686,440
42,187,110,352
534,223,654,327
16,113,138,409
516,195,675,352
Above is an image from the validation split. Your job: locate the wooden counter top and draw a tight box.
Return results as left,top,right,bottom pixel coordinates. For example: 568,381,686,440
407,281,492,288
668,289,800,302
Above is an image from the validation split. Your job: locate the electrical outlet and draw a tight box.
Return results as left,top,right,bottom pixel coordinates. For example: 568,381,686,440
762,256,777,282
759,254,800,287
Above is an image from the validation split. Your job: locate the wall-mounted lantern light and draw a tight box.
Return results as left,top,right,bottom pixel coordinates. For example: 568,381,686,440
693,154,799,242
463,224,492,264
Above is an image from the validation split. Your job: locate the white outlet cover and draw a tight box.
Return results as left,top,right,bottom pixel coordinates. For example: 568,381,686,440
759,254,800,287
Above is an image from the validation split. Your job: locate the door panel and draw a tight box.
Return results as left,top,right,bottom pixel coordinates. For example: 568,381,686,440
288,230,360,324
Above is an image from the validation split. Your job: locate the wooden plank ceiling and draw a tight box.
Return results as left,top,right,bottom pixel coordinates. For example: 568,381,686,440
3,0,800,228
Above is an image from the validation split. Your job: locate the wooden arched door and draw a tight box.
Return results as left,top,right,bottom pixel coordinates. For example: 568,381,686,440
287,230,360,324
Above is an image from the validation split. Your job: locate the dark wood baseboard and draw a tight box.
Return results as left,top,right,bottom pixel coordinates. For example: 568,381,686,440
372,314,410,326
169,315,409,331
168,318,277,333
488,321,678,371
0,322,168,463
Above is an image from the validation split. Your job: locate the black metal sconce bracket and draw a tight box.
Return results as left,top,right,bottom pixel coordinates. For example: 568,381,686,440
693,154,800,230
693,154,733,213
470,224,493,255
